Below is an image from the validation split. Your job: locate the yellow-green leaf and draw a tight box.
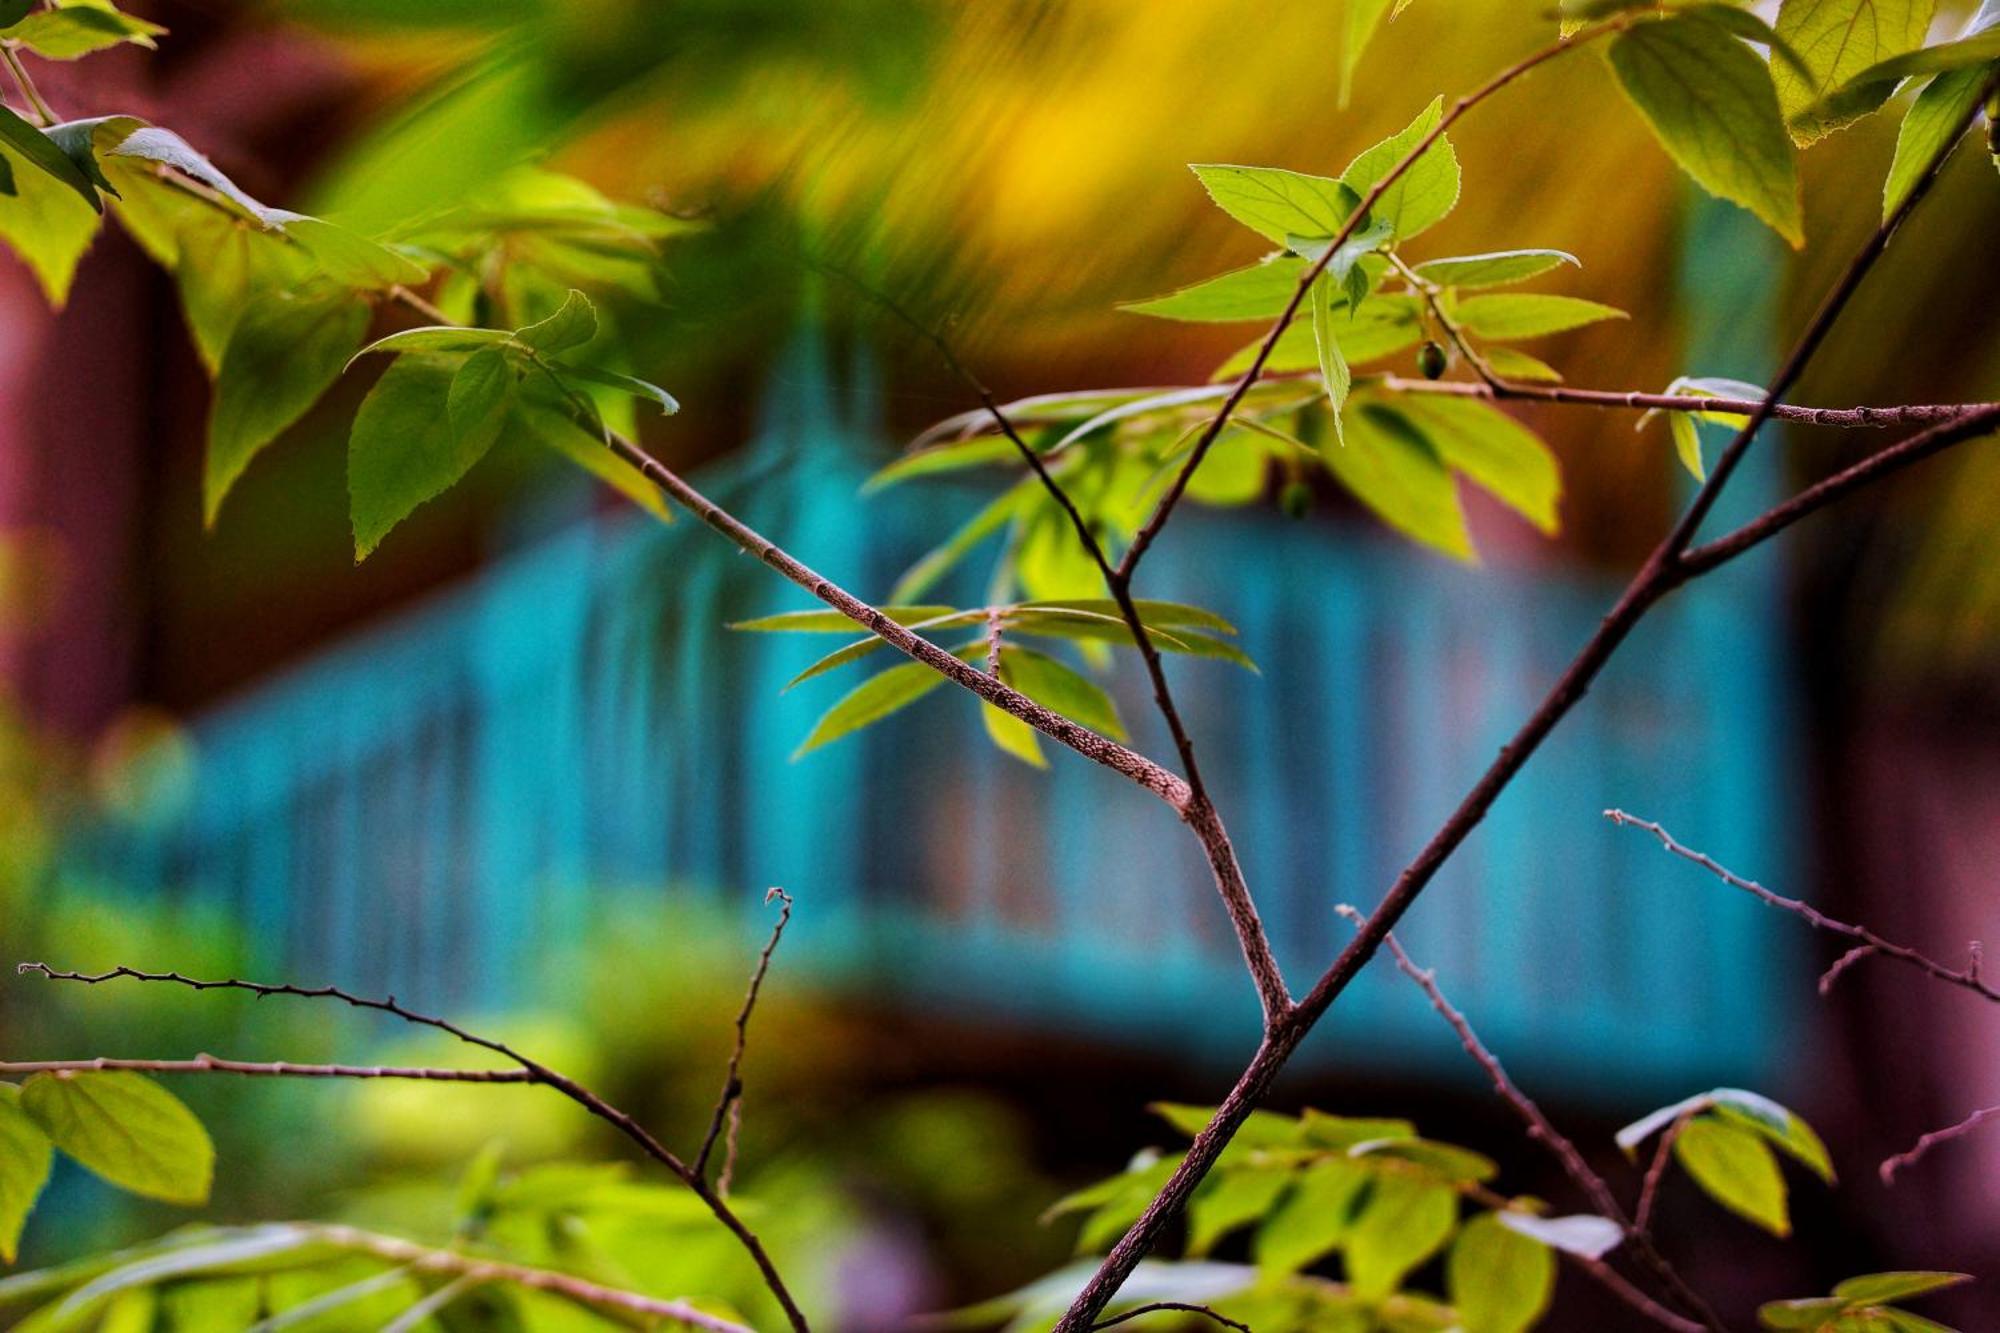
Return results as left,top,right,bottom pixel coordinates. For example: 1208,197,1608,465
1324,404,1474,561
1121,256,1306,322
1608,13,1805,246
0,141,101,304
1451,293,1629,341
1340,95,1461,242
1883,67,1992,220
1449,1212,1556,1333
206,286,372,526
1311,274,1351,446
1773,0,1936,144
348,353,500,559
0,1085,53,1262
1346,1173,1459,1297
1189,164,1358,246
19,1071,213,1206
1376,395,1561,534
1674,1115,1789,1236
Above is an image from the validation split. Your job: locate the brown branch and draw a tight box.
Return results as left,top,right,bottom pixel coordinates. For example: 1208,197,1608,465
1048,60,2000,1333
1634,1112,1693,1237
812,262,1293,1022
1091,1302,1253,1333
696,887,792,1190
1113,19,1626,585
303,1224,756,1333
1373,376,1992,430
0,1056,533,1082
1364,913,1724,1333
1880,1105,2000,1185
17,963,813,1333
1676,404,2000,579
1604,813,2000,1005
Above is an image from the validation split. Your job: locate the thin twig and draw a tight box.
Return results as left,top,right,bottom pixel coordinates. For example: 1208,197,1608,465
1676,404,2000,579
1818,944,1879,997
812,257,1292,1022
1384,251,1504,389
1052,68,2000,1333
1113,19,1627,586
1091,1302,1253,1333
302,1224,755,1332
1603,813,2000,1005
1372,376,1991,430
2,45,55,125
1880,1105,2000,1185
17,963,813,1333
0,1056,533,1082
1361,912,1723,1332
1635,1112,1693,1236
696,887,792,1189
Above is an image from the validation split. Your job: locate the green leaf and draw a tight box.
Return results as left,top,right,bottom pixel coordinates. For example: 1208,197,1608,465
1215,295,1425,377
1449,1213,1555,1333
1877,1311,1961,1333
1493,1212,1624,1260
795,646,986,757
1834,24,2000,94
1831,1273,1974,1305
1883,67,1993,221
1340,96,1461,241
0,0,34,23
513,372,671,523
1253,1159,1370,1273
1300,1111,1416,1151
1413,249,1579,289
546,361,679,414
1673,1115,1789,1236
279,213,427,289
91,120,290,227
1672,413,1706,480
1021,599,1240,635
732,605,962,634
1618,1093,1709,1156
0,104,103,210
515,288,597,354
206,286,372,525
159,1277,264,1330
1189,164,1359,245
980,701,1047,768
447,344,516,450
1760,1296,1854,1329
1121,257,1307,322
1773,0,1936,144
1311,275,1352,446
1324,403,1474,561
1451,293,1629,340
1710,1089,1835,1184
7,1,166,60
1349,1136,1499,1185
1483,347,1564,382
0,140,101,304
1608,13,1805,246
999,646,1127,741
0,1086,53,1263
1188,1168,1292,1257
1346,1173,1459,1297
168,205,308,375
1341,0,1395,105
19,1071,213,1205
352,325,514,366
348,353,501,559
1376,395,1561,534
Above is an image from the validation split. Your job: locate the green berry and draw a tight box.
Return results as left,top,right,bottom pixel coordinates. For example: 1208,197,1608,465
1418,340,1449,380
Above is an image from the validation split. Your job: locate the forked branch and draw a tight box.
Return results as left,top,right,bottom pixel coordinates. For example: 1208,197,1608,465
15,962,812,1333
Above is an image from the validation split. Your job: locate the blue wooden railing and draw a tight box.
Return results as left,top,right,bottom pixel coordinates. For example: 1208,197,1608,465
69,193,1809,1102
68,318,1802,1103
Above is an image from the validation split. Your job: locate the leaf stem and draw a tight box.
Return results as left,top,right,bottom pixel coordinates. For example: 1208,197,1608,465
2,44,54,125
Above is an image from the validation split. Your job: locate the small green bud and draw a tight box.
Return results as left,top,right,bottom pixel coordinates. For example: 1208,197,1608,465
1280,480,1313,520
1418,340,1449,380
